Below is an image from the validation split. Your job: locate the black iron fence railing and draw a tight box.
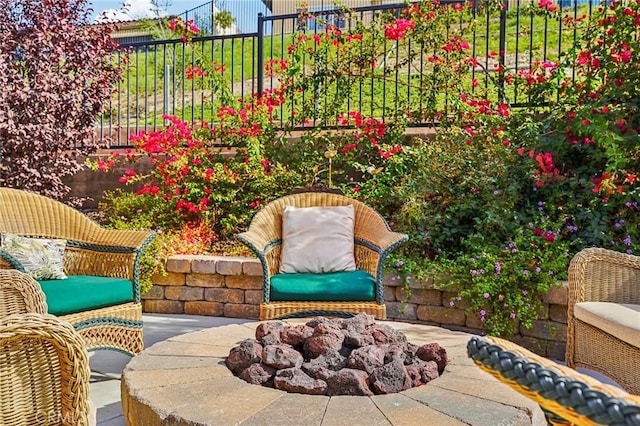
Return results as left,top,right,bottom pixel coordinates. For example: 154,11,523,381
104,0,596,148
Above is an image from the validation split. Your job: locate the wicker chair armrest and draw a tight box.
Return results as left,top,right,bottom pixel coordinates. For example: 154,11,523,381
357,231,408,255
568,247,640,305
236,230,277,258
0,313,91,426
0,269,48,315
468,335,640,425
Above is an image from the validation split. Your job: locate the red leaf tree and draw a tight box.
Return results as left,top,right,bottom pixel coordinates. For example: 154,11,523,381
0,0,122,201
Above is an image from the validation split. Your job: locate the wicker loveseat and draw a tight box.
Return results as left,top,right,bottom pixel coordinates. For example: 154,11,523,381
237,191,407,320
566,247,640,395
0,187,155,355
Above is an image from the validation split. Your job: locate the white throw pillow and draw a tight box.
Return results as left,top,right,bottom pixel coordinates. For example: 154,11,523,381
279,205,357,274
1,232,67,280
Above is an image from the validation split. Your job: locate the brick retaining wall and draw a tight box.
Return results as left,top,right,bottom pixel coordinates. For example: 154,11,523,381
144,254,568,360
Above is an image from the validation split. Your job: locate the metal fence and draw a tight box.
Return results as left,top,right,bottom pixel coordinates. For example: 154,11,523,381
103,0,597,147
178,0,271,35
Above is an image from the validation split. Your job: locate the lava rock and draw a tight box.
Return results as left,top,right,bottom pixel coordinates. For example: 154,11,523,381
369,359,412,394
280,324,314,347
274,368,327,395
304,322,345,359
416,343,448,374
263,344,303,369
255,321,285,345
326,368,373,396
302,349,347,378
239,363,276,386
225,339,263,375
347,345,386,373
365,324,407,345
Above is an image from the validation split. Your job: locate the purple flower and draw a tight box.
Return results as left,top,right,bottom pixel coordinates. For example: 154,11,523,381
567,225,578,232
624,235,632,246
493,190,501,195
535,267,541,273
522,290,529,296
395,260,404,267
522,270,530,275
510,312,516,319
449,301,455,307
494,261,502,274
483,292,490,298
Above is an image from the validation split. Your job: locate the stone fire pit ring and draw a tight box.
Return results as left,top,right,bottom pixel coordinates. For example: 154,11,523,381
121,320,547,425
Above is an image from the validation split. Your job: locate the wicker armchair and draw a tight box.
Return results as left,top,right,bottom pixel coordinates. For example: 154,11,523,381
0,187,156,355
468,335,640,425
0,313,93,426
566,247,640,395
237,191,407,320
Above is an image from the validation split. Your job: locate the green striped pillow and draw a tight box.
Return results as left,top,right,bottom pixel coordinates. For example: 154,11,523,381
1,232,67,280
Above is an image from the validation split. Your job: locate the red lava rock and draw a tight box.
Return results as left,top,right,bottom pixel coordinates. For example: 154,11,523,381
364,324,407,345
369,359,412,394
303,323,345,359
326,368,373,396
347,344,386,373
255,321,285,345
225,339,263,375
302,349,346,378
280,324,314,347
263,344,303,369
226,314,448,396
416,343,448,374
239,363,276,386
274,367,328,395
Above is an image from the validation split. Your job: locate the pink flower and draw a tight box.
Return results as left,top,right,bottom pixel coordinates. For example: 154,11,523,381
384,19,415,41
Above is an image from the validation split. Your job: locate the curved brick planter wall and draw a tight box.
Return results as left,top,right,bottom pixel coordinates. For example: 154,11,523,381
143,255,568,360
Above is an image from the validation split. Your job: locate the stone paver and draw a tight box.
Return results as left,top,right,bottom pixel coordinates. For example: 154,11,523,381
121,321,547,426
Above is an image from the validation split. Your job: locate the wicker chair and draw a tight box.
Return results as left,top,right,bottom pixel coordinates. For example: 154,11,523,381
566,247,640,395
237,191,407,320
0,313,93,426
0,187,156,355
468,335,640,425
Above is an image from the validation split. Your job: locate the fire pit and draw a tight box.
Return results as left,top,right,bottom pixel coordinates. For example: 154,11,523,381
121,319,547,425
225,313,448,396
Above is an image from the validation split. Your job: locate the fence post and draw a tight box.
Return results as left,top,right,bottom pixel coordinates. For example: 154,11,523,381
257,13,264,98
164,64,170,125
498,0,508,103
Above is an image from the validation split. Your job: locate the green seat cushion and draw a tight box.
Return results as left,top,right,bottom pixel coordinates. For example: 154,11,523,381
270,270,376,302
37,275,134,316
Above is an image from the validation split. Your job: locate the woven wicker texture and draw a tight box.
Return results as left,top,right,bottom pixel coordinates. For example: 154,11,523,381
0,187,155,355
566,247,640,395
468,335,640,426
0,313,92,426
237,192,407,320
0,269,48,315
260,301,387,320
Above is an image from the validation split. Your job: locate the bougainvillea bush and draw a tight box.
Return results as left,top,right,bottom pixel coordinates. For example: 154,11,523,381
96,0,640,336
